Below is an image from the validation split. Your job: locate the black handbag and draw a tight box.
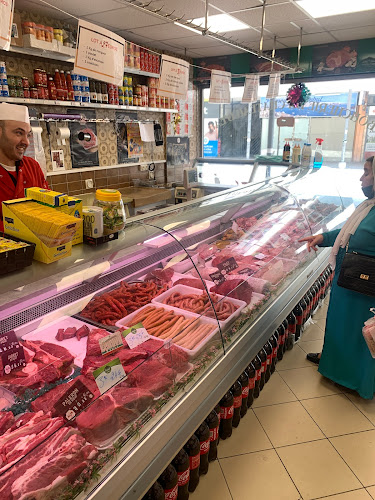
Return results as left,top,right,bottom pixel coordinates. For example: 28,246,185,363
337,245,375,297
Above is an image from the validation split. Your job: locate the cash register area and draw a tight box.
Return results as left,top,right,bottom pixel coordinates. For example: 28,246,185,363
192,295,375,500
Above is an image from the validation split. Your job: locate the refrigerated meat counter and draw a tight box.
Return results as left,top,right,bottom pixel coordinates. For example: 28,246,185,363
0,166,358,500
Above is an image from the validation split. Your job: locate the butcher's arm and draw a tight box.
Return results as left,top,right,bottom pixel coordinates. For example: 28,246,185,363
320,229,340,248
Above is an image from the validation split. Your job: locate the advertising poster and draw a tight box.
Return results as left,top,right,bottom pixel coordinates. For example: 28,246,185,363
193,55,231,81
364,117,375,159
167,137,189,166
203,119,219,157
115,111,138,163
0,0,14,50
158,55,189,99
68,110,99,169
126,123,143,158
312,41,358,76
209,70,231,103
74,20,125,86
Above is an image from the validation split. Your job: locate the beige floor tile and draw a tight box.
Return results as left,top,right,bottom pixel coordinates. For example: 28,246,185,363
331,430,375,487
279,367,341,400
190,459,232,500
301,394,374,437
276,345,313,371
220,448,300,500
316,317,327,331
367,486,375,498
299,339,324,355
345,393,375,426
254,401,324,447
217,410,272,458
252,372,297,408
299,323,325,342
277,439,361,500
319,490,372,499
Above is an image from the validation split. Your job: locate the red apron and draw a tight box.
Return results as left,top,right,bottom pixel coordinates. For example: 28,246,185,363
0,156,49,231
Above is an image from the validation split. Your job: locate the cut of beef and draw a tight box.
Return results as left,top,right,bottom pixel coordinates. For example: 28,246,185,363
81,348,147,379
126,359,176,397
141,339,190,373
210,279,253,304
86,328,126,357
0,412,15,437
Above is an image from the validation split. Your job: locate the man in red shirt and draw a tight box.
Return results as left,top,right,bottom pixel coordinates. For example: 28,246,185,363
0,103,48,231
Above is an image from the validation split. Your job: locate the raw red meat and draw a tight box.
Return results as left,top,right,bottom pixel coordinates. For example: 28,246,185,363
174,278,206,290
76,324,90,340
0,425,97,500
81,348,148,379
55,328,65,341
144,268,174,286
210,279,253,304
126,359,175,397
0,412,14,436
141,339,190,373
86,328,126,357
75,386,154,446
22,340,74,375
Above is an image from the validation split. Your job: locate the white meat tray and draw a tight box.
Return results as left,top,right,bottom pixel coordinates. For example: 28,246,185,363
21,316,95,367
115,303,219,359
151,284,247,328
161,252,199,274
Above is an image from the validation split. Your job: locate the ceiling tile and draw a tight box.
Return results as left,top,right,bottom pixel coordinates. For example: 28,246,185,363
130,22,197,40
293,19,324,34
115,30,155,45
318,11,375,30
332,27,375,42
190,45,245,56
15,0,73,20
161,35,230,48
279,32,336,47
17,0,126,18
210,0,261,10
84,6,162,30
264,22,303,37
233,3,311,27
147,0,222,19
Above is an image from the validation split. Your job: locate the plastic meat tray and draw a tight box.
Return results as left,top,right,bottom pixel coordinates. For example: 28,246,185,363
115,303,219,359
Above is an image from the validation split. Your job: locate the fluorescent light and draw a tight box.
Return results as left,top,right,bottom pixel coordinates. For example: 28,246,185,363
296,0,374,17
191,14,249,32
174,21,202,35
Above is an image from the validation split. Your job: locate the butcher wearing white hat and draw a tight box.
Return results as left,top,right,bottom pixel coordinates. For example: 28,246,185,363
0,103,48,231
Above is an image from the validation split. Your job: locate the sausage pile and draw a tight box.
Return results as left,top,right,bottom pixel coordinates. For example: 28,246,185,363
127,305,216,351
81,281,168,326
162,291,238,321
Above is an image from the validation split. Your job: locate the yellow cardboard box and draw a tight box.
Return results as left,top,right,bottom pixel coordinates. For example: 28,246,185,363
2,198,73,264
24,187,68,207
55,197,83,245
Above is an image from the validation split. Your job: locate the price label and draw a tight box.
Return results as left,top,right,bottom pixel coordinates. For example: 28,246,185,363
99,331,123,356
254,253,266,260
0,331,26,376
122,323,151,349
93,358,126,394
217,257,239,274
209,270,226,286
238,268,255,276
280,233,291,242
54,379,95,421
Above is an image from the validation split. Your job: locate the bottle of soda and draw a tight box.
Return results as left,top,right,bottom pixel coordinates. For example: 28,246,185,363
205,409,219,462
196,421,210,475
259,348,267,391
172,449,190,500
142,481,165,500
264,341,273,382
239,369,249,417
247,362,256,407
214,403,221,444
270,332,278,373
253,355,262,398
219,390,234,439
299,296,308,328
277,324,285,361
293,302,303,341
306,290,314,319
231,380,242,428
286,311,296,350
282,319,289,353
310,286,317,315
184,435,200,492
318,276,325,304
158,464,178,500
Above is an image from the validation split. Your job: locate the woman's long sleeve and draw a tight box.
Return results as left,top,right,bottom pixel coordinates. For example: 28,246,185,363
320,229,340,248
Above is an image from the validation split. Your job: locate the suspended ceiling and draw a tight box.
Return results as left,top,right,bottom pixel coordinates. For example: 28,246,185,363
15,0,375,58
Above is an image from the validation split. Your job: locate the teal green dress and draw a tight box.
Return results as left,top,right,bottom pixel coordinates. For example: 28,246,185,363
318,207,375,399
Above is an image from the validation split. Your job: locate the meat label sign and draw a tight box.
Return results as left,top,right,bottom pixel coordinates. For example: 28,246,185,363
210,257,239,285
158,55,189,99
93,358,126,394
0,331,26,376
54,379,95,421
0,0,14,51
122,323,151,349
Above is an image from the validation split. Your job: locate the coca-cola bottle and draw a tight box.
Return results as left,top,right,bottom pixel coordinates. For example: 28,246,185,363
205,409,219,462
196,421,210,475
300,296,308,328
286,311,296,350
270,332,278,373
310,285,318,315
231,380,242,428
239,370,249,417
282,319,289,353
293,302,303,341
142,481,165,500
247,363,256,407
306,290,314,319
219,390,234,439
172,449,190,500
158,464,178,500
264,341,273,382
253,355,262,398
259,348,267,390
214,403,221,444
318,276,325,304
184,435,200,492
277,324,285,361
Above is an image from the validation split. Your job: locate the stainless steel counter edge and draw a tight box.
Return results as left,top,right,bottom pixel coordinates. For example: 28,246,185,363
85,249,330,500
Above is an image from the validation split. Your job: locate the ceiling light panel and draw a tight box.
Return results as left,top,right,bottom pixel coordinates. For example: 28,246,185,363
296,0,375,18
191,14,249,32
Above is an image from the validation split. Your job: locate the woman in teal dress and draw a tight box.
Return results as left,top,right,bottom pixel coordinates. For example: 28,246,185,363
301,157,375,399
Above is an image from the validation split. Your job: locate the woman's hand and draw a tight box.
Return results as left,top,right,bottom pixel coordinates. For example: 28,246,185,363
299,234,324,252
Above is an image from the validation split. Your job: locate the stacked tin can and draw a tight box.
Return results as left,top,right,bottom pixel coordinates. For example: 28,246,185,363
0,62,9,97
119,76,133,106
71,73,90,103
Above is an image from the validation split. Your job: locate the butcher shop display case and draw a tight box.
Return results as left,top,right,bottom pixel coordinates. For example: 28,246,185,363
0,166,354,500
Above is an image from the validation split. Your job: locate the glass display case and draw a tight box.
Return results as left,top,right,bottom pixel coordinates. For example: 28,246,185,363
0,166,355,500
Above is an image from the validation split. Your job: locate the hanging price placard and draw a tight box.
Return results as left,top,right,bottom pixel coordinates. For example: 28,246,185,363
0,0,14,51
242,75,259,103
158,55,189,99
74,19,125,86
266,73,281,99
209,70,231,103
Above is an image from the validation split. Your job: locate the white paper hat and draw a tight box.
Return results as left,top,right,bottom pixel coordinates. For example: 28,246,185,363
0,103,30,124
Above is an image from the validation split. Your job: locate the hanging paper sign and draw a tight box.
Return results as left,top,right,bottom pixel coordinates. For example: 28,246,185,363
242,75,259,103
209,70,231,103
266,73,281,99
93,358,126,394
74,19,125,86
0,0,14,51
158,55,189,99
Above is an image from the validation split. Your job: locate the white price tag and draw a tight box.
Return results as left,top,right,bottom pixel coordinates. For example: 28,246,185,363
99,331,123,356
280,233,291,242
93,358,126,394
255,253,266,260
122,323,151,349
232,220,239,233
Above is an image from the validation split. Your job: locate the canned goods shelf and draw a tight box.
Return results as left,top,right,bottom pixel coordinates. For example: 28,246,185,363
0,96,176,113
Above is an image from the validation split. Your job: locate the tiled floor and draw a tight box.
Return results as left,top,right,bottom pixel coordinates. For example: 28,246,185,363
191,296,375,500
